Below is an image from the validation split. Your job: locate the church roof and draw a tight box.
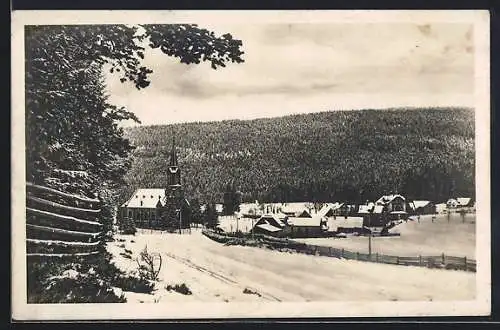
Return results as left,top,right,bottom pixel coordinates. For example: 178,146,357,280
121,188,166,208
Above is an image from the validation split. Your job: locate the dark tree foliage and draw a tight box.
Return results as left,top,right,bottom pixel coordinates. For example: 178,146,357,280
26,24,244,187
189,198,203,224
25,24,244,302
160,196,181,230
119,108,475,205
222,183,242,215
203,203,219,229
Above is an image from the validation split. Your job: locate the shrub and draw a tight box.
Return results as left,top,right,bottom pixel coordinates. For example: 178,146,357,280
114,275,155,294
166,283,192,295
243,288,261,297
118,216,137,235
136,246,162,281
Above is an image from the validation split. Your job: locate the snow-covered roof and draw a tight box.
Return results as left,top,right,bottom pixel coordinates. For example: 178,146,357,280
287,217,322,227
410,200,432,210
259,214,286,228
457,198,472,206
376,194,406,205
317,202,344,217
121,188,165,208
281,202,311,214
256,223,282,233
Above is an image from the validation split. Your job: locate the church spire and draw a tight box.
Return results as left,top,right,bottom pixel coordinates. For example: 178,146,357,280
170,134,178,167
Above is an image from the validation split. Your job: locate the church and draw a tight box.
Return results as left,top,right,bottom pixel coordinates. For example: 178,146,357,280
118,137,191,230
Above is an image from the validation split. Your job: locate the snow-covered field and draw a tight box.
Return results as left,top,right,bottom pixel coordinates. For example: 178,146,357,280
107,228,475,303
296,213,476,259
218,217,255,233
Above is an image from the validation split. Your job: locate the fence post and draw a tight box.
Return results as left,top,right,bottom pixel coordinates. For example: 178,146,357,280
419,255,422,266
356,252,359,260
464,256,467,270
396,256,399,265
341,248,345,258
329,247,332,257
376,253,379,263
442,253,445,265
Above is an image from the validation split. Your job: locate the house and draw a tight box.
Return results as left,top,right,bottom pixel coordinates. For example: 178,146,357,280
237,202,263,218
375,194,407,220
360,205,385,227
252,214,287,237
328,217,365,234
457,197,474,208
281,202,314,217
435,203,448,214
286,216,326,238
317,202,344,218
446,198,459,208
119,188,166,228
408,200,436,215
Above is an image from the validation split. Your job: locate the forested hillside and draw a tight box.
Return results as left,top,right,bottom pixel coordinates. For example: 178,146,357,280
118,107,475,205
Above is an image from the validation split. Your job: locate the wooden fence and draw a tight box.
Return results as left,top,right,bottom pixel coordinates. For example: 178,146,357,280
26,182,103,259
202,229,476,272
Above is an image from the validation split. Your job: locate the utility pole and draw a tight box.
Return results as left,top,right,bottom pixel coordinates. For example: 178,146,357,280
178,208,181,235
368,230,372,256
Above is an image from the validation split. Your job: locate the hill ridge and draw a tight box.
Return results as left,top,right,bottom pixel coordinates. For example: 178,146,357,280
119,107,475,205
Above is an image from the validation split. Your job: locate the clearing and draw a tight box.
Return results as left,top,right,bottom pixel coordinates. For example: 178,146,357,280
296,213,476,259
107,228,475,303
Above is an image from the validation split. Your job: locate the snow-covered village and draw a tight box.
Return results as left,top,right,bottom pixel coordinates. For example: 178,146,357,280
16,11,488,317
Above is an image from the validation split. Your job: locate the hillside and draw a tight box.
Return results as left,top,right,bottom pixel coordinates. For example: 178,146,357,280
118,107,475,205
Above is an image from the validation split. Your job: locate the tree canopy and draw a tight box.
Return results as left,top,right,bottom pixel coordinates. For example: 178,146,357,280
26,24,244,189
119,108,475,205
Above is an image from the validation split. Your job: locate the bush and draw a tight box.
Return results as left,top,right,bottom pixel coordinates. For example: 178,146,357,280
27,259,127,303
243,288,262,297
166,283,192,295
114,275,155,294
136,246,162,281
118,216,136,235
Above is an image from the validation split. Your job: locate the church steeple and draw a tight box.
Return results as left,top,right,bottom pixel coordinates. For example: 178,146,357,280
170,135,178,167
167,133,181,188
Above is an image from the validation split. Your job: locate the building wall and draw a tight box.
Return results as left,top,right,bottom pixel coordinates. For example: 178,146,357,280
388,197,406,212
415,204,437,215
289,226,322,238
120,206,163,228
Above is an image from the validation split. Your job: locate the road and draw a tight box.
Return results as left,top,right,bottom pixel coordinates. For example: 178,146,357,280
108,229,475,303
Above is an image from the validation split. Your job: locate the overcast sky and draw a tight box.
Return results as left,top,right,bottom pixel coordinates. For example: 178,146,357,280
105,23,474,126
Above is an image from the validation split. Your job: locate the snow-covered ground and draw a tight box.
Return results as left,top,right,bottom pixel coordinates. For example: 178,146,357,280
296,213,476,259
107,228,475,303
218,217,255,233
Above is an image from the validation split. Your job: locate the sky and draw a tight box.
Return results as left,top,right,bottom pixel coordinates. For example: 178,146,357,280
105,22,474,126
